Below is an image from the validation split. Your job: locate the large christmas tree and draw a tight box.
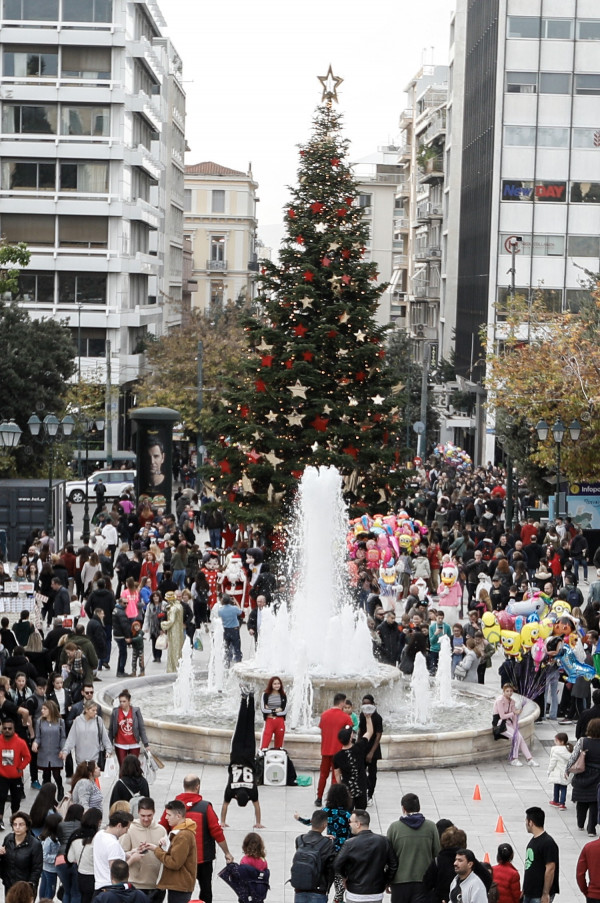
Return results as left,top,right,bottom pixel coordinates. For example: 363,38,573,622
205,71,403,525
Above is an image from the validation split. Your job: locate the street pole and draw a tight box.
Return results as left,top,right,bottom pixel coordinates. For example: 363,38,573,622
505,455,513,531
105,339,113,468
417,342,430,460
196,340,204,488
47,442,54,536
555,441,561,520
82,431,90,543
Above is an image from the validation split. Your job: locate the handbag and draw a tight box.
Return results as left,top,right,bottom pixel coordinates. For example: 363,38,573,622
57,791,72,818
96,717,106,771
454,662,468,680
155,632,168,650
568,741,587,775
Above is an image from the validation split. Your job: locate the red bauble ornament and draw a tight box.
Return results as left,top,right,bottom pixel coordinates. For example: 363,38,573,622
378,349,386,358
355,371,366,382
302,351,314,362
219,460,231,474
291,470,303,479
227,491,236,502
261,355,274,367
310,202,324,214
260,267,267,275
285,359,293,369
331,157,340,166
341,249,351,259
255,379,266,392
303,271,314,282
336,207,348,217
343,444,359,459
327,329,338,339
373,413,382,422
293,323,308,338
240,404,249,418
288,208,296,218
299,150,305,156
311,415,329,432
297,235,305,244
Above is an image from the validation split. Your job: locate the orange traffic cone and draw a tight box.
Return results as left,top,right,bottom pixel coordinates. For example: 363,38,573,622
483,852,490,863
495,816,505,833
473,784,481,801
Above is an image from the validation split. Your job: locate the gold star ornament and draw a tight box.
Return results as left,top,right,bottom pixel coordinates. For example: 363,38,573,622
318,65,343,103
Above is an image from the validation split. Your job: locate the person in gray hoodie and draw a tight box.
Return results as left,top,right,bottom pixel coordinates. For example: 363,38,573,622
59,700,113,767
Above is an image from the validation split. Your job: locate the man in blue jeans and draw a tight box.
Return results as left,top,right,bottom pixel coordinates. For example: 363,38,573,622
522,806,559,903
217,594,243,665
291,810,335,903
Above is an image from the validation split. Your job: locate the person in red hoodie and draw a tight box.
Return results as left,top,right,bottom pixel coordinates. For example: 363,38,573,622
492,842,521,903
577,836,600,902
315,693,353,807
0,719,31,830
159,773,233,903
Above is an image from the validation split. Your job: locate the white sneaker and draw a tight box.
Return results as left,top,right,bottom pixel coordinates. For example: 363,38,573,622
527,759,540,767
510,759,523,767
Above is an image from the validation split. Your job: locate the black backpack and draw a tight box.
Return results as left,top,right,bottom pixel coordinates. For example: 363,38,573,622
290,835,328,891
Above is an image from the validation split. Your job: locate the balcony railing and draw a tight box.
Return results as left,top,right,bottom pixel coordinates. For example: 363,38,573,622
207,259,227,270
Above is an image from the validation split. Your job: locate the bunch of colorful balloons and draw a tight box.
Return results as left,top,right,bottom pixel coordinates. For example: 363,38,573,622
433,442,472,470
347,512,427,573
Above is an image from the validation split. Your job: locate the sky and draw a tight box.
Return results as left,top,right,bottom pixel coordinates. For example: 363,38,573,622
163,0,455,250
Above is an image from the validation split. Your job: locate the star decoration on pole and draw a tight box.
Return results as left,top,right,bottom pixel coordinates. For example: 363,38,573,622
318,65,344,104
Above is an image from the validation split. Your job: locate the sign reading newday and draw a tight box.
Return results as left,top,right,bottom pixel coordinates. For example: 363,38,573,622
567,483,600,529
502,180,567,202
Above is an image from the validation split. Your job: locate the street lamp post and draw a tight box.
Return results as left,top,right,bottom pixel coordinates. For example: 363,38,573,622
27,413,75,535
78,415,105,543
0,421,23,451
535,418,581,519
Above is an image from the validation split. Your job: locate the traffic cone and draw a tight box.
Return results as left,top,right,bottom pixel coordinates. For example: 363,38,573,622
483,852,490,863
473,784,481,801
495,816,505,833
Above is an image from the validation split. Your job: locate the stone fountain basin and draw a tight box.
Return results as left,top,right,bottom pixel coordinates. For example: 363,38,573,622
97,676,538,770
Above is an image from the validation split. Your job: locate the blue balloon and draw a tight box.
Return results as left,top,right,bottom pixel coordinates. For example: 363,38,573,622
527,613,540,623
515,615,525,633
556,646,596,682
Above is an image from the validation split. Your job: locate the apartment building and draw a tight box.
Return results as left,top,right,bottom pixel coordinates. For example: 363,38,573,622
390,66,448,361
184,162,258,313
0,0,185,448
443,0,600,462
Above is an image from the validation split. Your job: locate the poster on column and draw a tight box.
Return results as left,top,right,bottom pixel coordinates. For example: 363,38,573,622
137,421,173,509
567,483,600,529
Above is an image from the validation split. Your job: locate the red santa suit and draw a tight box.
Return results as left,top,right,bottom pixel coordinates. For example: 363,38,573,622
202,560,220,609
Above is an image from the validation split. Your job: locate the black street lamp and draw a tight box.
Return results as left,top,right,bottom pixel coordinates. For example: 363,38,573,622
0,421,23,450
76,415,105,542
535,418,581,519
27,413,75,535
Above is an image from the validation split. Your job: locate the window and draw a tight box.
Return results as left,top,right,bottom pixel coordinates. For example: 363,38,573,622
570,181,600,203
212,189,225,213
508,16,540,38
506,72,538,93
59,162,108,192
538,127,569,147
540,73,571,94
60,106,109,136
573,128,600,148
132,113,154,150
210,280,224,306
210,236,225,265
566,289,593,312
2,160,55,190
3,48,58,78
568,236,600,257
1,213,54,245
61,47,111,80
358,193,372,208
2,104,57,134
536,289,563,312
59,273,106,304
504,126,536,145
502,180,567,201
62,0,112,22
58,216,107,248
575,75,600,96
13,271,54,303
3,0,57,19
73,328,106,357
578,20,600,40
184,188,192,210
499,234,565,256
132,168,152,202
542,19,574,39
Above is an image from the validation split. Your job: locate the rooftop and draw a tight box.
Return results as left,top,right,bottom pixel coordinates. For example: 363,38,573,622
185,162,247,177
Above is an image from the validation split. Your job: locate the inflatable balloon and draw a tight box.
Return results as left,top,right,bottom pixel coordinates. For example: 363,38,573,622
531,637,547,671
482,612,502,645
521,622,541,649
538,619,554,640
497,610,516,631
556,644,596,682
552,599,572,617
500,630,521,658
506,593,550,619
514,615,525,633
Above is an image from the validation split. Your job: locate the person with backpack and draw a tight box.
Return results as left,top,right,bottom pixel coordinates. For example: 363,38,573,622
108,755,149,816
290,809,336,903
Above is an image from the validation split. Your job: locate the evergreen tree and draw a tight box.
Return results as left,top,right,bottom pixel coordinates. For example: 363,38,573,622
205,94,403,525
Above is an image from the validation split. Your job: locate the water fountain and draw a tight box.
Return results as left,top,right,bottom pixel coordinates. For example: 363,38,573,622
98,466,539,768
173,638,195,715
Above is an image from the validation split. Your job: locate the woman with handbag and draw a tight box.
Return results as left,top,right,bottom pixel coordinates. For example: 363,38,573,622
492,684,539,767
59,701,112,771
566,716,600,835
107,691,150,765
33,701,66,801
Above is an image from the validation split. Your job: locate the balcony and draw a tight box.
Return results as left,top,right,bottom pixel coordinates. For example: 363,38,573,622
399,107,413,126
394,215,410,230
206,259,227,271
415,247,428,261
419,156,444,183
414,285,428,298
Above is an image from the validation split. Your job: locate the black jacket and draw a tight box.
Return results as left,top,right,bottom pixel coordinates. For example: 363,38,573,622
0,831,43,890
4,654,37,683
53,586,71,616
112,605,131,640
293,831,335,894
108,774,150,809
86,615,107,660
334,830,398,895
423,846,460,903
86,588,116,625
577,704,600,739
97,885,149,903
43,626,69,652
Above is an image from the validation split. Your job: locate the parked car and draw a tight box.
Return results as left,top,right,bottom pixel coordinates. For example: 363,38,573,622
65,469,136,503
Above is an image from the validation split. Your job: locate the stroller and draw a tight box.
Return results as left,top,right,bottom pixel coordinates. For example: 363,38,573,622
219,861,270,903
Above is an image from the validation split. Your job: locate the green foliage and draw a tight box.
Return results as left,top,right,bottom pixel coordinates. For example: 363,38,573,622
204,104,404,526
384,328,439,455
0,243,30,296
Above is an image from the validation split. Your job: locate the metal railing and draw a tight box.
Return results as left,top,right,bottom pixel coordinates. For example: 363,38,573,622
206,259,227,270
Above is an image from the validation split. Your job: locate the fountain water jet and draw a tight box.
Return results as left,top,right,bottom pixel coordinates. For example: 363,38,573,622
207,617,226,693
173,638,195,715
436,635,453,706
410,652,432,726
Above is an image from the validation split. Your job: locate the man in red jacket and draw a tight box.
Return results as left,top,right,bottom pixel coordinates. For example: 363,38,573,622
0,719,30,829
577,836,600,901
159,773,233,903
315,692,353,807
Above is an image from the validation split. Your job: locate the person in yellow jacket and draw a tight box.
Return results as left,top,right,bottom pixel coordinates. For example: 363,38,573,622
141,799,196,903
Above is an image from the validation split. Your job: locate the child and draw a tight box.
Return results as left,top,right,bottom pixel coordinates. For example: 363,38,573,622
451,623,465,677
492,843,521,903
343,700,359,739
547,731,573,809
219,831,270,903
40,812,62,899
130,620,145,677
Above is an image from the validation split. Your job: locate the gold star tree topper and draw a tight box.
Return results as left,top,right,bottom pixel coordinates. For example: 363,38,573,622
318,65,343,104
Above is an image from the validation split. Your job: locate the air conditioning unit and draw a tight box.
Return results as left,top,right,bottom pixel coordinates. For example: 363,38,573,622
429,248,441,257
431,206,441,215
263,749,287,786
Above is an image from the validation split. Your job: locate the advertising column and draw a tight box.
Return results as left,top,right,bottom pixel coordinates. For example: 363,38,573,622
129,407,180,513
